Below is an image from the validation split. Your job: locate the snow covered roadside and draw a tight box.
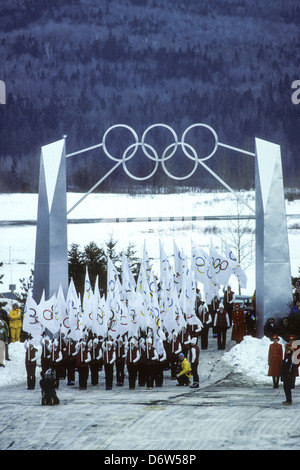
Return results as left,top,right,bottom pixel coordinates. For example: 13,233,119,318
0,336,289,389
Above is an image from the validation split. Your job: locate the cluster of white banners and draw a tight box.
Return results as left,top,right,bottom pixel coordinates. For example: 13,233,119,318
23,239,246,346
191,239,247,304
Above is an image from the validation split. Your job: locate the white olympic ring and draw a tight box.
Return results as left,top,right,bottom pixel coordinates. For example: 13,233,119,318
122,142,159,181
161,142,198,180
100,123,219,181
181,123,218,162
102,124,139,162
141,123,179,162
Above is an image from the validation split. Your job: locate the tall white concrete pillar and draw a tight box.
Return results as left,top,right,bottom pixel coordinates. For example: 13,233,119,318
255,138,292,338
33,139,68,302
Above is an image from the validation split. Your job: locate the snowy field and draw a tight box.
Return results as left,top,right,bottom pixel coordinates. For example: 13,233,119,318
1,190,300,302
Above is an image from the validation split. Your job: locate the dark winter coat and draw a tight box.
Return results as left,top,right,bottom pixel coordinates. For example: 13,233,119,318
231,309,246,342
281,355,296,383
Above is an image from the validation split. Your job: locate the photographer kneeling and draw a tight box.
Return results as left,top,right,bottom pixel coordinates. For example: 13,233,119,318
176,352,192,386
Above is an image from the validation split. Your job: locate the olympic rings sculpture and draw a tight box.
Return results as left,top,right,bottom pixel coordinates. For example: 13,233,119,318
101,123,219,181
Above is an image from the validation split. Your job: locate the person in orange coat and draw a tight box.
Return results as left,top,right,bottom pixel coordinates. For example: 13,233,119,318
268,334,283,388
231,303,246,344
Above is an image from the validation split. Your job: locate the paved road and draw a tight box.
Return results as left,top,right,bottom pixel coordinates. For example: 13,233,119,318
1,344,300,452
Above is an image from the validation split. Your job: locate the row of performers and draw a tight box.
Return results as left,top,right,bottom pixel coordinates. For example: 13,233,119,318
25,325,203,391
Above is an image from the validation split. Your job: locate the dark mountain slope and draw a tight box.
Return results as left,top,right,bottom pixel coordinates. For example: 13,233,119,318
0,0,299,193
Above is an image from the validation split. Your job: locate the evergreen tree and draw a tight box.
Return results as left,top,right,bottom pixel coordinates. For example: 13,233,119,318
83,241,107,294
67,238,142,297
105,235,119,266
68,243,85,295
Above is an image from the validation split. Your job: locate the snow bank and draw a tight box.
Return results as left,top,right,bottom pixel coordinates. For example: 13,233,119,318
222,335,284,384
0,342,41,388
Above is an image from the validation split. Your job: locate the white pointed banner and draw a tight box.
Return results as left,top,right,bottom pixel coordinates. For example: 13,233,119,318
179,263,201,329
210,241,232,287
116,301,131,338
163,284,186,336
23,294,43,344
55,284,66,332
173,240,187,292
159,239,172,291
191,240,218,303
66,279,82,340
121,252,136,301
106,257,122,339
83,267,94,329
37,292,60,334
225,242,247,288
92,278,108,337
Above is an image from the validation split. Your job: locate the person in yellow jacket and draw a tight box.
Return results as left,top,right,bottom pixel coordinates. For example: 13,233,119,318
9,303,23,342
176,352,192,386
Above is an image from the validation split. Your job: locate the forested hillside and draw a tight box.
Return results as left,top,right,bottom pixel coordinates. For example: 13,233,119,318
0,0,299,193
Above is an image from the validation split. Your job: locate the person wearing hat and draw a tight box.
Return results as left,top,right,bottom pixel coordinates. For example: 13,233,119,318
115,336,126,387
103,339,116,390
144,336,158,390
188,337,200,388
231,302,246,344
75,340,91,390
62,333,77,386
208,295,221,338
87,334,102,386
48,338,63,389
40,368,60,406
198,304,212,350
214,304,230,350
40,334,51,375
24,338,39,390
126,336,140,390
245,303,256,337
168,331,182,379
154,338,167,387
137,337,146,387
281,346,296,405
268,335,283,388
8,303,23,343
264,318,277,340
223,285,235,325
176,352,192,386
